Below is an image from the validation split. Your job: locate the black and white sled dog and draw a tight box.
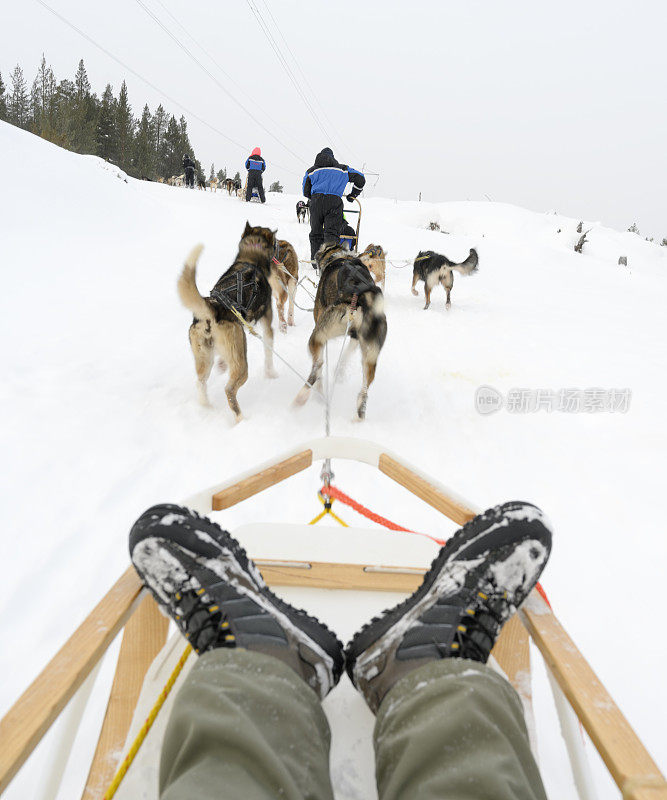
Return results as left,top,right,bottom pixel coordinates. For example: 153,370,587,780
411,248,479,309
294,242,387,420
296,200,310,223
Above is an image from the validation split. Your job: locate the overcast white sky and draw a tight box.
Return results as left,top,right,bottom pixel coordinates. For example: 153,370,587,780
3,0,666,236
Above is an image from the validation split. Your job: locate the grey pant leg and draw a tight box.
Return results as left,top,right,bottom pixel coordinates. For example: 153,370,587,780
160,649,334,800
374,659,548,800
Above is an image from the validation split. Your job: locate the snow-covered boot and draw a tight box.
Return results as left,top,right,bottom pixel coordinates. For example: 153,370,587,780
346,501,552,712
129,504,344,699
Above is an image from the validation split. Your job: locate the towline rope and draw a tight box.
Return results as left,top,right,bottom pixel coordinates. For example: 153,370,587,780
226,303,325,400
310,483,551,607
103,644,193,799
317,484,446,545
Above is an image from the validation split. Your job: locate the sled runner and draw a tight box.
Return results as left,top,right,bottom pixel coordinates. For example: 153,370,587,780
1,437,665,800
339,197,362,251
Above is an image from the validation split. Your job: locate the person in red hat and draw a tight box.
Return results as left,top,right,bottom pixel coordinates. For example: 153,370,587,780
245,147,266,203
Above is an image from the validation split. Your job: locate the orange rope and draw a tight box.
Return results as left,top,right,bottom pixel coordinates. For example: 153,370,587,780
319,484,549,604
319,485,446,546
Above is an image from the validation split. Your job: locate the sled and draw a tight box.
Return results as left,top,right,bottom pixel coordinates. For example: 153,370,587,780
241,176,262,203
1,437,665,800
339,197,362,251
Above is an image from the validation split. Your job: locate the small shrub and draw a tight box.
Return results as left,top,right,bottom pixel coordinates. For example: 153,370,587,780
428,221,440,231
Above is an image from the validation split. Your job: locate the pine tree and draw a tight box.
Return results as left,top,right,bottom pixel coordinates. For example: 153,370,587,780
4,57,205,183
153,104,168,176
134,104,155,178
269,180,283,193
8,65,30,128
177,115,193,161
162,115,182,177
233,171,241,183
30,55,57,141
71,59,96,153
0,71,8,121
53,78,75,148
115,80,135,172
217,167,227,182
96,84,115,161
209,163,215,181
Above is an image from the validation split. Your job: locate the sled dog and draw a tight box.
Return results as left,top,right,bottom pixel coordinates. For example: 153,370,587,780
294,243,387,420
359,244,387,290
177,223,278,422
269,239,299,333
411,248,478,309
296,200,309,223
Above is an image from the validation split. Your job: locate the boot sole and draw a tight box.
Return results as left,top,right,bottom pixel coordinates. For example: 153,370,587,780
130,504,345,684
346,501,552,678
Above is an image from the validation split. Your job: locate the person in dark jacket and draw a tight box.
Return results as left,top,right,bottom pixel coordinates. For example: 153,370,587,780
183,154,196,189
303,147,365,259
245,147,266,203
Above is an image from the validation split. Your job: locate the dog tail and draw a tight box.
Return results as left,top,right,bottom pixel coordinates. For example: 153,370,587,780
450,248,479,276
177,244,211,319
360,289,388,353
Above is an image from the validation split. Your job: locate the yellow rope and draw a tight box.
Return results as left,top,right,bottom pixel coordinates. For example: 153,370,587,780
308,493,349,527
228,304,260,338
103,644,193,799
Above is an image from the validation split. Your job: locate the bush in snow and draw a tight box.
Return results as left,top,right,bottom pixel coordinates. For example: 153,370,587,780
269,180,283,193
627,222,640,234
428,221,440,231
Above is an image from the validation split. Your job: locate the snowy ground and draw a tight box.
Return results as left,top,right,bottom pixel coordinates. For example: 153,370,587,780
1,120,666,799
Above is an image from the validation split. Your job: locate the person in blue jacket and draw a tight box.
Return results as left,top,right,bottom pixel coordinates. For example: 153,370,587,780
303,148,365,259
245,147,266,203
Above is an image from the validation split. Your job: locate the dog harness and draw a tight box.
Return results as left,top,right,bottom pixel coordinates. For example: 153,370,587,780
335,258,377,299
210,263,261,318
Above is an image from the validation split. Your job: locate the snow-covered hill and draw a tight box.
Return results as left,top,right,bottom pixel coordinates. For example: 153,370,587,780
1,120,666,799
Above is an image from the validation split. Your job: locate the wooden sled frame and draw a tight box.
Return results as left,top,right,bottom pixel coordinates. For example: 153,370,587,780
1,436,665,800
338,196,362,251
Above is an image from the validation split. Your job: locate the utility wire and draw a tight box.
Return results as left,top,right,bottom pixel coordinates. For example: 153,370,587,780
259,0,363,164
133,0,304,166
34,0,301,177
32,0,265,160
151,0,312,153
245,0,333,144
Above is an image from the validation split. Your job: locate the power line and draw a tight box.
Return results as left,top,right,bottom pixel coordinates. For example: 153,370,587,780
133,0,304,166
32,0,300,177
259,0,363,164
245,0,333,144
151,0,312,153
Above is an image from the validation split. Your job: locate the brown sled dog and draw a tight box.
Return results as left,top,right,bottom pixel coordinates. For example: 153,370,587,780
294,243,387,420
177,223,278,422
268,239,298,333
359,244,387,290
411,248,478,309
